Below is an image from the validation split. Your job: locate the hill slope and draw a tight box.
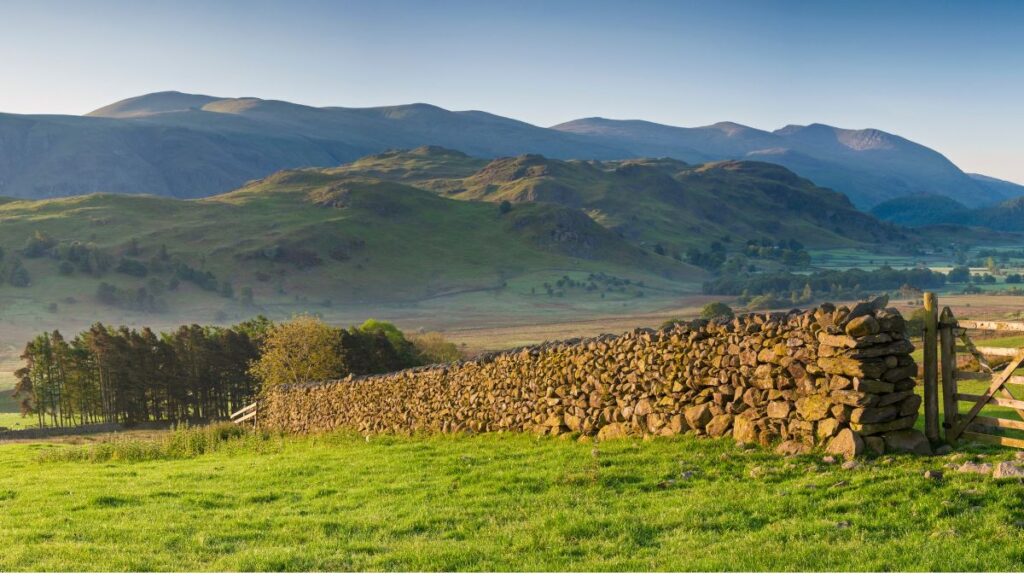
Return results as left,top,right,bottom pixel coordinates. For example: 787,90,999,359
869,194,972,227
0,164,702,340
0,91,1015,208
871,193,1024,232
326,148,911,252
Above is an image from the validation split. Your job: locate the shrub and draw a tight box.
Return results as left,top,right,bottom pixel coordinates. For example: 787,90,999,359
746,293,788,310
7,259,30,287
409,332,463,364
36,423,279,463
22,231,56,258
115,257,148,277
700,301,734,320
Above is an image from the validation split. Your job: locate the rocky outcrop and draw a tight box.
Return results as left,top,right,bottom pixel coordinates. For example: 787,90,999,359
262,299,923,455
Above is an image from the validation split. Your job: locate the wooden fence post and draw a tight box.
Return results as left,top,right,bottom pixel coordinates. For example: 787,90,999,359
939,306,957,443
923,292,940,443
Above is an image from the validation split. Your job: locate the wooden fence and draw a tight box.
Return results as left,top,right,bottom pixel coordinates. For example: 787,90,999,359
230,402,258,426
922,291,1024,448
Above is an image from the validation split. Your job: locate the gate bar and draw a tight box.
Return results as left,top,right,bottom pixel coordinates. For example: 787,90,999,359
923,292,940,443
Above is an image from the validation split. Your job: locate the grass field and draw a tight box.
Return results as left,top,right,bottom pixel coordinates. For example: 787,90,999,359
0,381,35,430
2,429,1024,571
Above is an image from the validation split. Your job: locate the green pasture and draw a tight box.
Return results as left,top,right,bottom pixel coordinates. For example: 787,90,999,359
0,385,35,430
2,429,1024,571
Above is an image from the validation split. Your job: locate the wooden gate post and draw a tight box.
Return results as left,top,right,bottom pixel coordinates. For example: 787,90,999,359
938,306,957,443
923,292,940,443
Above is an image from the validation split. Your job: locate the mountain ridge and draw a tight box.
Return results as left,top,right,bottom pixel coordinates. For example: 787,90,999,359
0,91,1016,208
553,117,1015,208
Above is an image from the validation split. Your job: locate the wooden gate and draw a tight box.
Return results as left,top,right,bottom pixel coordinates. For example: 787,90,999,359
925,292,1024,448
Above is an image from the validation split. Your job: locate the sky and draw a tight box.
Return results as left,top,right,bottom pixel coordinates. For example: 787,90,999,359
1,0,1022,183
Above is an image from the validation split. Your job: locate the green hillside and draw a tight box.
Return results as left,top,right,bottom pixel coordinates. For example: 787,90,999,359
870,194,972,227
333,148,912,253
0,166,703,354
872,193,1024,232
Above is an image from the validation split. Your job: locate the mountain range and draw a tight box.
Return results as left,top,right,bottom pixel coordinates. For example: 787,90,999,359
0,91,1018,209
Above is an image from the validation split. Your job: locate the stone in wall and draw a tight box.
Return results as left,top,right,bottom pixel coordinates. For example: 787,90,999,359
261,297,926,456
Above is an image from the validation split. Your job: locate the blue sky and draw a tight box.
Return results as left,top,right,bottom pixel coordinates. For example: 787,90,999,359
2,0,1022,182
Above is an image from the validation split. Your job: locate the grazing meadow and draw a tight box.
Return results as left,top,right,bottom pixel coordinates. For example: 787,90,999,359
2,426,1024,571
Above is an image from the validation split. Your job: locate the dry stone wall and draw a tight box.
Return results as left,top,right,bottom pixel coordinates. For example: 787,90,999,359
262,298,927,457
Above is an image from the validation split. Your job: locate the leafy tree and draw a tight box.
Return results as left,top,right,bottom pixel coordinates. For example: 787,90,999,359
800,282,813,303
8,258,30,287
250,315,346,390
175,262,218,291
948,265,971,283
22,231,56,258
115,257,148,277
234,315,274,344
700,302,735,320
96,282,117,305
499,200,512,215
357,319,418,366
705,266,946,298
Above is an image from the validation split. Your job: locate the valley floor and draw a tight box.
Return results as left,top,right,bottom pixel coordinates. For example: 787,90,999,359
2,432,1024,571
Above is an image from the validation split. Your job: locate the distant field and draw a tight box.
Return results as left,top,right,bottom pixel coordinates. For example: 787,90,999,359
0,381,35,430
808,248,933,271
2,431,1024,571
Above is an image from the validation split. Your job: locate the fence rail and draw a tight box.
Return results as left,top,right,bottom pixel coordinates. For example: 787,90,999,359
925,292,1024,448
230,402,258,425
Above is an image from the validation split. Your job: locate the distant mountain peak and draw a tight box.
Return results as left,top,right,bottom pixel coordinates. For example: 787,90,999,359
773,124,804,134
87,91,221,118
773,123,899,151
702,121,755,135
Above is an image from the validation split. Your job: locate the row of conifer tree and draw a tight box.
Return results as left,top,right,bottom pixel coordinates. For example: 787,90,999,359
12,316,431,428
